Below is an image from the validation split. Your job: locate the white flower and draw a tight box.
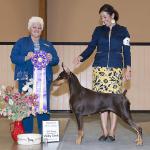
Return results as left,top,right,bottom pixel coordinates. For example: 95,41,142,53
29,78,33,82
123,37,130,46
1,85,6,90
22,78,34,95
28,87,33,95
22,79,33,92
9,99,14,105
0,85,6,95
3,111,7,116
22,85,29,92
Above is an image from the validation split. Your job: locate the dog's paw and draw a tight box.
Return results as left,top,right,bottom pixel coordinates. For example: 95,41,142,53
135,139,143,146
76,136,83,144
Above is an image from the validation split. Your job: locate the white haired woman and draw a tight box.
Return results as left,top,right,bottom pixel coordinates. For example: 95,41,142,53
10,16,59,134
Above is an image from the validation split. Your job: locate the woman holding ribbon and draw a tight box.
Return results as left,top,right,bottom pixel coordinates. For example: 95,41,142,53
10,16,59,134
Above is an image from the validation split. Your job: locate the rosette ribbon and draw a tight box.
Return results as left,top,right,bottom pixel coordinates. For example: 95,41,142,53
31,51,50,113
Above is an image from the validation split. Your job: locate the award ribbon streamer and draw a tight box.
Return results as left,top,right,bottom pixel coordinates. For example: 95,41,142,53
31,51,50,113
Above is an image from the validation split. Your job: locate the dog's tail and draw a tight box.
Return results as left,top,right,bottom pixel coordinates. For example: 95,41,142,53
123,89,127,96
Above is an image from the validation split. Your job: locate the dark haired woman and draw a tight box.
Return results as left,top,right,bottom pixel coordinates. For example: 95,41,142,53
73,4,131,141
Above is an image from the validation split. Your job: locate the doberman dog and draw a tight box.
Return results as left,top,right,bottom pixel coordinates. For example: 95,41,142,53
53,64,143,145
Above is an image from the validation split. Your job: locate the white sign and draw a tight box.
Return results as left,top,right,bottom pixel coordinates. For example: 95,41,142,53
42,121,59,143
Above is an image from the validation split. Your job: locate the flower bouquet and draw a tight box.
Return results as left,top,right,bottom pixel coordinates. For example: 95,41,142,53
0,85,37,121
0,83,38,142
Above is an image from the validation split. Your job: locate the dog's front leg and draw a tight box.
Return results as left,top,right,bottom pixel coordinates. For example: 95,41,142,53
76,130,84,144
134,127,143,145
75,114,84,144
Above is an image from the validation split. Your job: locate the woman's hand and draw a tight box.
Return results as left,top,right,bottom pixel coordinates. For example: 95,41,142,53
73,56,83,65
25,52,34,61
47,53,52,61
123,66,131,81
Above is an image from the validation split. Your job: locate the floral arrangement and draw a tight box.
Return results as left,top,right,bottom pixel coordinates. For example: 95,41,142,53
0,82,37,121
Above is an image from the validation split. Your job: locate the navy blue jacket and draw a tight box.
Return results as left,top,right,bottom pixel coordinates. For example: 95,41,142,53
80,24,131,68
10,36,59,81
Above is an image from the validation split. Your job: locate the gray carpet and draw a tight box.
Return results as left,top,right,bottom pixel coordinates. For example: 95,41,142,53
58,114,150,150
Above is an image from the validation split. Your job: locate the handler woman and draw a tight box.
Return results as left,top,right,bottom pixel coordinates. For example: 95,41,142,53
73,4,131,141
10,17,59,134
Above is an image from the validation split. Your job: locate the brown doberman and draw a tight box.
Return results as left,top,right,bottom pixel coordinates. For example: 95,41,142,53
53,64,143,145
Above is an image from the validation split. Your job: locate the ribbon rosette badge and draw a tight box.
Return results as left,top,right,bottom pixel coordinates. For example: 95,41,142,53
31,51,50,69
31,50,49,113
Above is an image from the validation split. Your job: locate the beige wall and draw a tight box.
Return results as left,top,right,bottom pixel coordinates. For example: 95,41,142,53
51,45,150,110
1,44,150,110
0,0,38,42
0,1,150,110
1,1,150,42
47,0,150,42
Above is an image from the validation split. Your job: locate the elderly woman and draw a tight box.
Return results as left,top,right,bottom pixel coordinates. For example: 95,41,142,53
10,16,59,134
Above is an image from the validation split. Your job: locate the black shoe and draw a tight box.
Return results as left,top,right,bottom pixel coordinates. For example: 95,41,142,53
98,135,108,141
107,136,115,142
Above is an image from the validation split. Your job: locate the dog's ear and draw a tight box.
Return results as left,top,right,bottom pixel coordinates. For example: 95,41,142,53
62,62,65,71
61,62,71,74
123,89,127,96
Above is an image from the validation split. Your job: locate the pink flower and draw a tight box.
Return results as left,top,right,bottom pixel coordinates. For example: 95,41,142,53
4,96,9,102
0,87,38,121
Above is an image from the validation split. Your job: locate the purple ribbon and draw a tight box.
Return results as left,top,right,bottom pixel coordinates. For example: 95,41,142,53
32,51,49,70
31,51,50,113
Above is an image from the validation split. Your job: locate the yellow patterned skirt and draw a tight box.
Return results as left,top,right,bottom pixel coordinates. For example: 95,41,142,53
92,67,123,94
